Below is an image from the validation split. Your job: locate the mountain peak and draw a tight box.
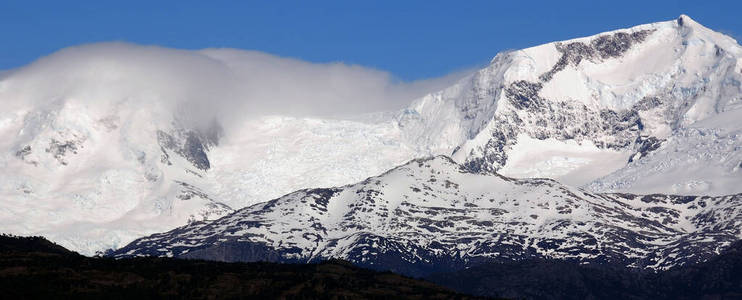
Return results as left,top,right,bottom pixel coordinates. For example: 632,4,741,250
676,14,697,28
405,155,460,168
406,12,742,190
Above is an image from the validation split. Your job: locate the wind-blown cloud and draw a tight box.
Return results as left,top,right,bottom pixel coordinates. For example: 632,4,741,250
0,42,475,128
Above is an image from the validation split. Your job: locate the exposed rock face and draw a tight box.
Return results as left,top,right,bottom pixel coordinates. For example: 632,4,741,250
460,91,644,174
628,136,664,163
540,29,654,82
457,30,655,174
156,120,222,171
45,137,84,166
174,181,233,224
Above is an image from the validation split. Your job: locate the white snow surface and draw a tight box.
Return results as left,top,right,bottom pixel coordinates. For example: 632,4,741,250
498,134,632,186
587,108,742,195
1,15,741,255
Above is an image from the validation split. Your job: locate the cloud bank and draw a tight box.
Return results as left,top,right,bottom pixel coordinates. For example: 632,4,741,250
0,42,475,127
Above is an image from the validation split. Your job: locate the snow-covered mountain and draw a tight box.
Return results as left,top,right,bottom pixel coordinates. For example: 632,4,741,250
405,14,742,192
2,14,741,255
0,45,433,255
114,156,742,276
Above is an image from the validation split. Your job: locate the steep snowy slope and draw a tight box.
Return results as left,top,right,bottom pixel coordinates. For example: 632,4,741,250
114,156,742,275
587,108,742,195
205,115,422,210
402,15,742,189
0,88,234,254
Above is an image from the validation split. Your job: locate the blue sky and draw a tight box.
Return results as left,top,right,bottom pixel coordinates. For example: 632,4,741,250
1,0,739,80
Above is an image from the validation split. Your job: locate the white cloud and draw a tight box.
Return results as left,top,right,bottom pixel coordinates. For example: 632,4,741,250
0,42,475,128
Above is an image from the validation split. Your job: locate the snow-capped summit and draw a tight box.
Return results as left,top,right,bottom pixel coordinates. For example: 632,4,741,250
403,14,742,190
1,15,740,255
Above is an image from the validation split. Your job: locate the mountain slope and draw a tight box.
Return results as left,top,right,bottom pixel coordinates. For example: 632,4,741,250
404,15,742,191
587,107,742,195
113,156,742,276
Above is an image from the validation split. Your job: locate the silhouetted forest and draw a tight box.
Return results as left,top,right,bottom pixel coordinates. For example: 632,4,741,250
428,240,742,299
0,234,488,300
3,234,742,300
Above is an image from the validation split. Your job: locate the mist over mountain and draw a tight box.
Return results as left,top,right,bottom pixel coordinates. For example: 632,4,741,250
0,42,472,254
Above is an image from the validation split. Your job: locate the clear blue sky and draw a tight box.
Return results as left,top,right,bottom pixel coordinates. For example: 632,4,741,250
1,0,739,80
